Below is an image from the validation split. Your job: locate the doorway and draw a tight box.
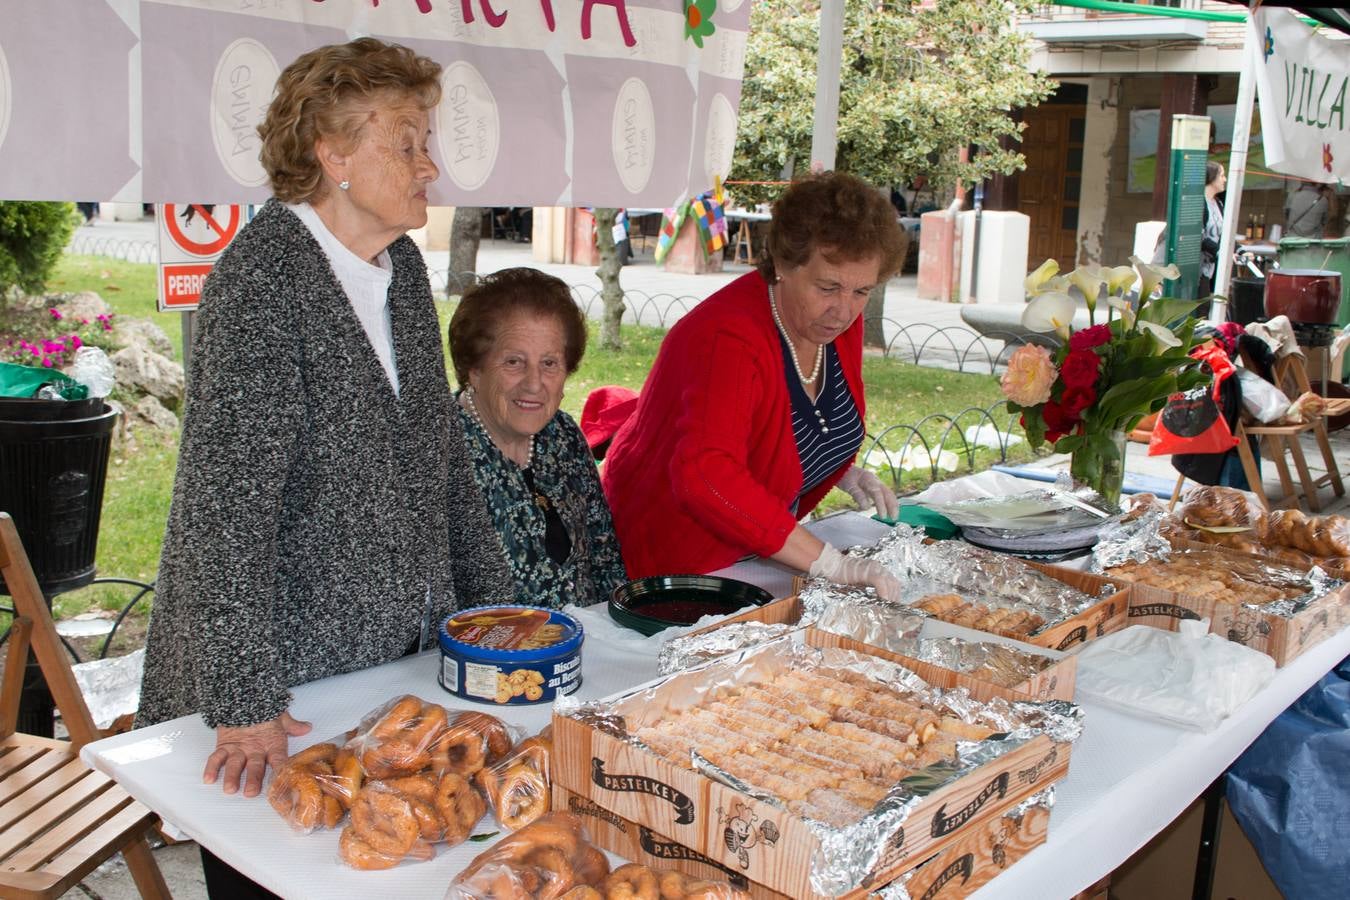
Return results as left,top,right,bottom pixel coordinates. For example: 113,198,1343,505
1017,86,1087,271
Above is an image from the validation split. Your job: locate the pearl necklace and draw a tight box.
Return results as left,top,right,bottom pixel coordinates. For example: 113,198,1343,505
462,386,534,469
768,283,823,386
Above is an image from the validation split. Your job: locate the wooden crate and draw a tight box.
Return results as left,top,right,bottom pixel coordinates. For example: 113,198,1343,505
1115,542,1350,666
792,561,1129,653
687,596,1077,703
552,674,1072,898
554,783,1052,900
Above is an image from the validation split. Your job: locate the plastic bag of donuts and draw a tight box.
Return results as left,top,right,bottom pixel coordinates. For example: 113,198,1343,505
346,696,517,780
337,773,489,869
475,726,552,831
1176,485,1267,532
449,813,752,899
266,739,355,833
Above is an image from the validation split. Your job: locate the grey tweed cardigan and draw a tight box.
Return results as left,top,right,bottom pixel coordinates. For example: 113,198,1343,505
138,200,511,728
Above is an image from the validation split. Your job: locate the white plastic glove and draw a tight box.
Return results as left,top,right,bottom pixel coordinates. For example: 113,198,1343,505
809,544,904,602
837,465,899,521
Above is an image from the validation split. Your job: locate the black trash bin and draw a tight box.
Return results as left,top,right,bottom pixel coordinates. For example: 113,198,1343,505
0,400,118,735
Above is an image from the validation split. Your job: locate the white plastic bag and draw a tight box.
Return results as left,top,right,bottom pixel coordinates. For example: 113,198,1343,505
1074,623,1275,732
67,346,116,398
1236,368,1290,424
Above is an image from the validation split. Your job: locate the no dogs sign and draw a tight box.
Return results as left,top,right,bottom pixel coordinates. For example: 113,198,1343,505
157,204,243,311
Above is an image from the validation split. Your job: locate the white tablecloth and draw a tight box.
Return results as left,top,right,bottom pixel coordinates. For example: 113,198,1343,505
82,513,1350,899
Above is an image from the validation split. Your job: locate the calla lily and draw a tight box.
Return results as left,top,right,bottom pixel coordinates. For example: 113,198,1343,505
1104,265,1138,297
1107,296,1136,329
1139,320,1182,351
1022,291,1077,339
1131,255,1180,300
1024,259,1061,297
1068,265,1107,319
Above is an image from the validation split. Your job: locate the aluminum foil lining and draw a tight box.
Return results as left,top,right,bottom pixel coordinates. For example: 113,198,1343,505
556,640,1082,896
876,788,1056,900
656,622,794,676
923,487,1117,532
854,527,1108,621
1090,515,1344,618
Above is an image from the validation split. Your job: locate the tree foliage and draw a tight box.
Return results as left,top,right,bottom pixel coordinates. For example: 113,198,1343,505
0,202,79,301
731,0,1055,204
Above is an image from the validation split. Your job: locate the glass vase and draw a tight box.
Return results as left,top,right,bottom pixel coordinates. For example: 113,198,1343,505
1069,430,1128,510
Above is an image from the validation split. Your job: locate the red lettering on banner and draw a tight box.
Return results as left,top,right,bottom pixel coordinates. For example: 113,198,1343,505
582,0,636,46
309,0,620,44
461,0,507,27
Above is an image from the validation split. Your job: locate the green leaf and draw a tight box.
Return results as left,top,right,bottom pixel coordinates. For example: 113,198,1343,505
1137,298,1202,328
1055,434,1085,453
469,832,500,842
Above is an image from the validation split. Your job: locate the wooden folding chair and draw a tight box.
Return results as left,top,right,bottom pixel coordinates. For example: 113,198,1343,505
1235,352,1346,512
0,513,169,899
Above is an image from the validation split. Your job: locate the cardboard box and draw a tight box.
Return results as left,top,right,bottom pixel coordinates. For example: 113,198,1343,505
551,649,1073,899
687,596,1077,703
1115,543,1349,666
555,784,1052,900
793,560,1129,654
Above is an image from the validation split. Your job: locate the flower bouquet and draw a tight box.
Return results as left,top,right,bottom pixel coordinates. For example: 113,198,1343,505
1000,257,1211,508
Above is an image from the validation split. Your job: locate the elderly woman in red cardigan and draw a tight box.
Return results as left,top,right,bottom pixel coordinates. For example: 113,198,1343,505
601,172,906,594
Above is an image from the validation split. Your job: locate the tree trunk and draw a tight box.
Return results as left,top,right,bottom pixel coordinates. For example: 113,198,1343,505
594,208,624,351
863,281,887,349
449,206,483,294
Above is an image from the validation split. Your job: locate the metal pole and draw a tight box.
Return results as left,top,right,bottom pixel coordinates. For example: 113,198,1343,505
810,0,845,172
1213,3,1259,322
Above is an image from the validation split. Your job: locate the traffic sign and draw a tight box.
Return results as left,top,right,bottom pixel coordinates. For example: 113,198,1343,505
157,203,243,311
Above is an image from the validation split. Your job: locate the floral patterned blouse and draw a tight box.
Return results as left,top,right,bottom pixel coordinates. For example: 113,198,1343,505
455,400,628,609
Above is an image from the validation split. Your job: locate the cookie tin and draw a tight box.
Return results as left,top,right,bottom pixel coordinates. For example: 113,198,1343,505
438,605,584,705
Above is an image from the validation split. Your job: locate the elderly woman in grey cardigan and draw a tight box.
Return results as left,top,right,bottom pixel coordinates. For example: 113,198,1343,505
138,38,510,811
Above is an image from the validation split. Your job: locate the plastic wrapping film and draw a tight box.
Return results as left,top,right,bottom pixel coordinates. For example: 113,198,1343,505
71,647,144,730
875,788,1056,900
920,486,1116,532
556,641,1082,896
657,622,795,675
1090,514,1343,617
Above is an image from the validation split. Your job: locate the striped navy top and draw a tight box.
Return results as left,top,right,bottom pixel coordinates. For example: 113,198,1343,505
779,334,864,509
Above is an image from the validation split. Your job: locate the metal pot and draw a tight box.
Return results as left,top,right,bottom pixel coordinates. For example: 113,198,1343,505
1265,268,1341,324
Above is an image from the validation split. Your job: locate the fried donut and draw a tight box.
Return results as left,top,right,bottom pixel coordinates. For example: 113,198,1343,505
560,888,604,900
512,734,553,774
603,863,660,900
406,795,446,842
435,725,488,776
435,772,487,845
321,794,344,829
330,749,364,808
523,845,577,900
338,827,435,870
381,772,439,802
495,812,583,864
362,737,432,779
453,711,513,762
370,696,424,741
288,741,338,767
573,844,611,886
491,762,551,830
349,788,420,857
267,766,324,831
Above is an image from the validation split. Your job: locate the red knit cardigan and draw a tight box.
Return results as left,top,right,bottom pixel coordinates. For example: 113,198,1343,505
601,271,865,578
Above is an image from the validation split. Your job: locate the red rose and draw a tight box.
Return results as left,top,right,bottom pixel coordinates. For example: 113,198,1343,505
1061,384,1097,417
1060,349,1101,389
1069,324,1112,352
1041,400,1074,444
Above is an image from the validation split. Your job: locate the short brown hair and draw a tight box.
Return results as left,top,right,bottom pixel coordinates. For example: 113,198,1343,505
758,172,906,282
448,268,588,387
258,38,442,203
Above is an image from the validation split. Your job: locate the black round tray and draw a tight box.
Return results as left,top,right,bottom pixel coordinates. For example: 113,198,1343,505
609,575,773,636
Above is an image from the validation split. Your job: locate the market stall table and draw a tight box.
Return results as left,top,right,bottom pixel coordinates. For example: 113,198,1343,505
81,513,1350,899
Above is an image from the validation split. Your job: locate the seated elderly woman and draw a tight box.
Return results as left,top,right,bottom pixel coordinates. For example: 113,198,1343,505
601,172,907,596
449,268,627,607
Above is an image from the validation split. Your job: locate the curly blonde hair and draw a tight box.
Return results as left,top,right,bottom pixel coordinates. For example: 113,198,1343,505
258,38,442,203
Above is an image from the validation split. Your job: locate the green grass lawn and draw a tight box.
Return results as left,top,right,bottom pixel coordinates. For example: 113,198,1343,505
38,254,1035,630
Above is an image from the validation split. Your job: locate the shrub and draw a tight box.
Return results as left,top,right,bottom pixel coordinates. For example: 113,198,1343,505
0,202,79,300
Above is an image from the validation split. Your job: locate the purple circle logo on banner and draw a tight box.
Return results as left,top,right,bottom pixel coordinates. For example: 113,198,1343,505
704,92,736,185
210,38,277,188
439,61,499,192
612,77,654,194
